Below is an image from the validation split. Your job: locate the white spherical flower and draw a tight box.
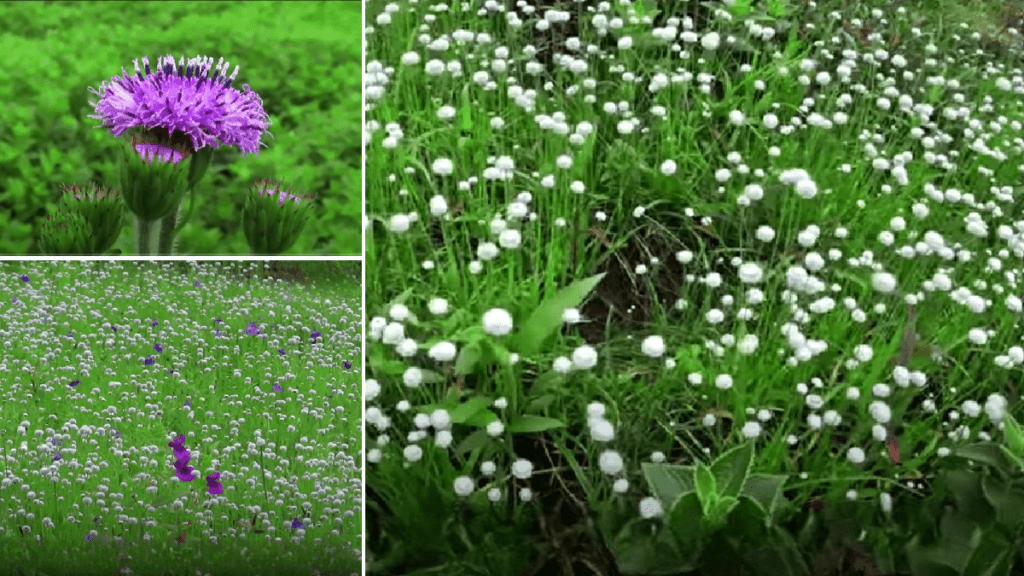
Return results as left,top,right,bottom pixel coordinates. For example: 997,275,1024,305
403,445,423,462
403,367,423,388
453,476,474,496
482,308,514,336
738,262,764,284
477,242,499,261
429,195,448,217
871,272,898,294
639,497,664,519
741,421,761,439
641,335,665,358
715,374,733,390
846,447,866,464
660,160,677,175
590,419,615,442
498,229,522,249
388,214,411,233
598,450,625,475
432,158,454,176
428,298,449,316
572,345,599,370
552,356,572,373
511,458,534,480
613,478,630,493
701,31,721,50
428,342,457,362
486,420,504,437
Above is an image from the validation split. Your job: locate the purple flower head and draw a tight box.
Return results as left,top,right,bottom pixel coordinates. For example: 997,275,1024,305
152,319,159,328
272,382,283,393
88,55,272,156
20,274,29,283
253,179,314,207
144,356,155,366
111,326,117,333
113,427,122,439
215,326,222,338
290,518,305,530
246,322,262,336
310,330,322,343
173,457,197,482
194,280,201,288
168,434,189,460
154,342,163,353
10,296,17,304
185,399,192,408
168,368,175,375
215,317,223,324
278,348,286,356
50,437,63,447
86,533,93,542
343,360,352,370
69,379,80,388
53,452,61,462
205,472,223,495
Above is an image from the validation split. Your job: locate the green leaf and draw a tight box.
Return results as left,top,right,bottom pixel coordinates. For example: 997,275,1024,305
704,495,739,529
667,491,705,559
455,429,490,456
507,415,566,434
524,394,557,414
980,474,1024,528
641,463,695,509
954,442,1015,471
1003,414,1024,459
739,474,788,524
943,469,996,526
962,528,1013,576
459,85,474,133
449,396,493,424
694,463,718,511
709,440,754,499
454,341,482,375
512,273,605,356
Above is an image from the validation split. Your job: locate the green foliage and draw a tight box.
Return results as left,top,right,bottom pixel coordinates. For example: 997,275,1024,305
0,1,360,255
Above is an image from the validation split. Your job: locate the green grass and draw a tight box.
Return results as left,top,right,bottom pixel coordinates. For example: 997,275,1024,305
364,0,1024,574
0,260,362,576
0,0,362,255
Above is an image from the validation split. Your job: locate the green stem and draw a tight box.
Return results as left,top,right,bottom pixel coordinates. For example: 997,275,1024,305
134,216,158,255
157,206,180,255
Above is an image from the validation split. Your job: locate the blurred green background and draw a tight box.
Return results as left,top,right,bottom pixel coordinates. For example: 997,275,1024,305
0,0,362,255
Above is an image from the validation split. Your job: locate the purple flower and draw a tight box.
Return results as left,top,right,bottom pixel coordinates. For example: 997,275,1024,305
290,518,305,530
205,472,223,495
53,452,61,462
310,330,322,343
246,322,262,336
144,356,155,366
10,296,17,304
86,533,93,542
50,437,63,447
68,379,80,388
152,319,159,327
278,348,286,356
113,427,122,439
343,360,352,370
168,434,190,461
272,382,282,393
174,457,197,482
194,280,201,288
185,400,192,408
215,326,222,338
20,274,29,283
154,342,163,353
88,55,272,156
111,325,117,333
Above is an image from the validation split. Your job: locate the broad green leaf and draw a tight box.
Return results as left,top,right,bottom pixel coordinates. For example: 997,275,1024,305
954,442,1014,471
980,474,1024,528
449,396,492,424
709,440,754,499
641,462,695,508
962,527,1013,576
999,444,1024,473
454,341,482,375
740,474,788,524
507,415,566,434
1003,414,1024,459
524,394,557,414
667,491,705,559
455,429,490,456
704,495,739,530
694,463,718,511
512,273,605,356
464,409,497,428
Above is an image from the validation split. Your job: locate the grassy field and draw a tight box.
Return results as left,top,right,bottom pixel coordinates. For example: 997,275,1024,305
0,1,362,255
0,260,362,576
364,0,1024,574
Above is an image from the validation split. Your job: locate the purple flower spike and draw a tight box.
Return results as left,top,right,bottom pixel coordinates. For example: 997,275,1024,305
144,355,155,366
68,379,80,388
88,55,272,156
343,360,352,370
174,457,197,482
20,274,29,283
272,382,283,393
154,342,163,353
290,518,305,530
205,472,223,495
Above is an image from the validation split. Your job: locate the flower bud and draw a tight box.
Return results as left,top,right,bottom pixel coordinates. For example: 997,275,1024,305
38,184,124,254
117,130,192,222
241,179,314,255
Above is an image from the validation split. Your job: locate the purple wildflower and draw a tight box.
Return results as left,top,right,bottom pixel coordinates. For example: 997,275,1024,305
111,326,117,333
154,342,163,353
168,434,190,461
113,427,122,439
278,348,286,356
10,296,16,304
246,322,261,336
194,280,201,288
205,472,223,495
343,360,352,370
272,382,283,393
174,457,197,482
88,55,272,156
54,452,61,462
152,319,159,327
69,379,80,388
290,518,305,530
20,274,29,283
185,400,192,408
144,356,155,366
215,326,222,338
310,330,322,343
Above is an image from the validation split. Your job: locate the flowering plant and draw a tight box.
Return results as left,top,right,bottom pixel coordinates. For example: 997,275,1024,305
43,55,315,255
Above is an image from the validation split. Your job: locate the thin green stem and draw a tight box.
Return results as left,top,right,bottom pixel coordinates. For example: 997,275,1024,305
157,206,180,255
134,216,158,255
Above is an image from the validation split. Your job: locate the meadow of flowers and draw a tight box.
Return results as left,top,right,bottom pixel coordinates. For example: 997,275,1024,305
364,0,1024,574
0,260,362,576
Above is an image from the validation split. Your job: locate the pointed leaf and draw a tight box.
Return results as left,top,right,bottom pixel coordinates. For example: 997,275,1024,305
513,273,606,356
449,396,492,424
1003,414,1024,459
710,440,754,499
694,463,718,511
507,415,566,434
641,463,695,509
